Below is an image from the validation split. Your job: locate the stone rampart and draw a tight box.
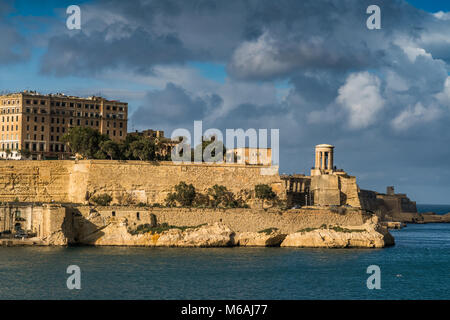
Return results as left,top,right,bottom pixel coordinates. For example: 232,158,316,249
0,160,285,206
76,206,371,234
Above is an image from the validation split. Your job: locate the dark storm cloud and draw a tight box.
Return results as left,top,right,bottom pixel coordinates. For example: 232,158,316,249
41,28,193,76
131,82,222,131
35,0,450,202
0,2,30,64
39,0,434,78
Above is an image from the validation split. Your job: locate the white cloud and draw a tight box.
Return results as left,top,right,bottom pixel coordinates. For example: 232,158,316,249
433,11,450,20
391,102,441,130
336,72,385,130
435,76,450,105
228,32,292,80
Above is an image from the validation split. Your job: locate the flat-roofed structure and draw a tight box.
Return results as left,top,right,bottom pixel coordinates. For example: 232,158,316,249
0,90,128,159
226,147,272,165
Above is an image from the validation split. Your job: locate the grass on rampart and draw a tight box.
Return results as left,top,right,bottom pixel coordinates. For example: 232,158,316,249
296,224,366,234
257,227,279,235
129,222,208,235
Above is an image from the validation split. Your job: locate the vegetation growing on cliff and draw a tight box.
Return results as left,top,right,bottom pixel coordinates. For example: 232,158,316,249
90,193,113,206
258,227,279,235
207,185,239,208
254,184,278,208
296,224,365,233
165,182,197,207
129,222,208,235
165,182,250,208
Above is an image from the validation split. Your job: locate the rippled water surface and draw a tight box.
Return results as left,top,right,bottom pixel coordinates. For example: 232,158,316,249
0,223,449,299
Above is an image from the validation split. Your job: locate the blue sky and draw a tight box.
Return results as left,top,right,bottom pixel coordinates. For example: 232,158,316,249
2,0,450,204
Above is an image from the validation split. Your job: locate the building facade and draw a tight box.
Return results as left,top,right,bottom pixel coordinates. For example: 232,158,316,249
0,91,128,159
226,147,272,165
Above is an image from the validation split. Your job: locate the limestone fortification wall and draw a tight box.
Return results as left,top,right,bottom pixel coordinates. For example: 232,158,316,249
0,160,285,205
0,161,72,202
76,206,371,234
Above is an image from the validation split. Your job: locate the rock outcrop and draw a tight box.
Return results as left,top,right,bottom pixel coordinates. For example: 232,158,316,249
234,231,286,247
42,230,69,246
281,216,394,248
382,211,450,224
74,215,394,248
81,221,235,247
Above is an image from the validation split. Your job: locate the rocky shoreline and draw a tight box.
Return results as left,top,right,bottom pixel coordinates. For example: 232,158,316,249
384,211,450,224
38,215,394,249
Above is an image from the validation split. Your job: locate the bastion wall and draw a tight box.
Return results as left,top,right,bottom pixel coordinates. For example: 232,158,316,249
0,160,285,205
74,206,371,234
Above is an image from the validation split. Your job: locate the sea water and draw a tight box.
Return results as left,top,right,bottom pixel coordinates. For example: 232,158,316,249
0,207,449,300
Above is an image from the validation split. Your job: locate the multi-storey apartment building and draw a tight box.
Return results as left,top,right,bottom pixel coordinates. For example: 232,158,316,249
0,91,128,160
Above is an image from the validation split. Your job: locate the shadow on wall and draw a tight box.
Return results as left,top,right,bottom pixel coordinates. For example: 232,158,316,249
64,207,106,244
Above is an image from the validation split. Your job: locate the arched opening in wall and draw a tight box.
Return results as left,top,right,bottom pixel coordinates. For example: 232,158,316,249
112,211,116,217
136,212,140,220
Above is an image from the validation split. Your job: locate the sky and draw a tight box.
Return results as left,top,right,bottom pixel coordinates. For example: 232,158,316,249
1,0,450,204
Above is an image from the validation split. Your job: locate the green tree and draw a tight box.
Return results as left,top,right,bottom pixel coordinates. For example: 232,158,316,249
207,184,238,208
165,182,196,207
99,140,120,160
129,137,156,161
91,193,113,206
255,184,277,207
62,127,109,159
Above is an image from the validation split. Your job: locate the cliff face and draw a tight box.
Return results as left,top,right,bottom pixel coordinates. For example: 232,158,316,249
71,211,394,248
281,216,394,248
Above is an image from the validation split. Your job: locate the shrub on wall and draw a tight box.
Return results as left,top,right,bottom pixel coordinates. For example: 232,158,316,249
91,193,113,206
207,184,239,208
165,182,196,207
116,191,136,206
255,184,276,201
255,184,277,208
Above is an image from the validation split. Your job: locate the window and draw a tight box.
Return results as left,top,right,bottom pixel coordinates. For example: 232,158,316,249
136,212,140,220
112,211,116,217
